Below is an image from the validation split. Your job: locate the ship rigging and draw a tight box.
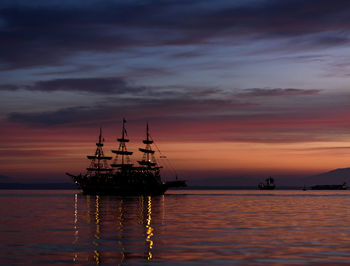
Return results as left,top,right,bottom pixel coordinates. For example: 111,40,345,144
67,119,186,195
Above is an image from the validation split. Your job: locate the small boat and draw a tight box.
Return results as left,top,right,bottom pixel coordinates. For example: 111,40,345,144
258,177,275,190
311,182,347,190
66,119,186,195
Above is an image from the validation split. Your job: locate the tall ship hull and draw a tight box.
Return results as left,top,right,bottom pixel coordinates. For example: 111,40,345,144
68,173,168,196
67,119,186,195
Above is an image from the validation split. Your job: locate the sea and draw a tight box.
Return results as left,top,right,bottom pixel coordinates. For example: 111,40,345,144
1,189,350,265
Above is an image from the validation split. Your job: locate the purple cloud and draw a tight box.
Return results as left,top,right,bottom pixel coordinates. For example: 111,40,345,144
26,77,143,94
238,88,320,97
1,0,350,69
0,77,146,94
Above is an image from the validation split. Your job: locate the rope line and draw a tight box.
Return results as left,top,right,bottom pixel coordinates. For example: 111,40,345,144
150,134,178,180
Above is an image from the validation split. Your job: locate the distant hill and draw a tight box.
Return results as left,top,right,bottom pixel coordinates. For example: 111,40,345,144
0,182,76,190
0,174,78,189
304,167,350,186
0,174,13,183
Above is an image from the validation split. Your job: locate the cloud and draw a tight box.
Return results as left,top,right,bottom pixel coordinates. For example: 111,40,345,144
0,84,19,90
0,84,328,134
5,88,350,144
25,77,144,94
0,149,67,157
5,97,238,127
1,0,350,68
0,76,147,94
4,83,324,128
7,106,109,126
0,174,11,180
238,88,320,97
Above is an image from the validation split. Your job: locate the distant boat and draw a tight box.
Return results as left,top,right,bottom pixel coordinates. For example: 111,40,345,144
258,177,275,190
311,182,347,190
66,119,186,195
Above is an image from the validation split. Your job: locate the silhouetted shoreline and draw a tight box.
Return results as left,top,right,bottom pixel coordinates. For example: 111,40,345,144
0,183,77,190
0,183,303,190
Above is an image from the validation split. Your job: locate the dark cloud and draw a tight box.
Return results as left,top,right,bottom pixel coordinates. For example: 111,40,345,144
6,87,350,145
239,88,320,97
0,84,19,90
0,149,67,157
4,83,323,127
25,77,143,94
1,0,350,68
126,67,173,78
5,93,245,127
5,106,110,127
169,50,205,59
0,174,11,180
0,76,146,94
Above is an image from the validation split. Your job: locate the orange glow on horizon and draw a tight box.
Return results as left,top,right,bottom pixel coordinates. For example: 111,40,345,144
2,134,350,180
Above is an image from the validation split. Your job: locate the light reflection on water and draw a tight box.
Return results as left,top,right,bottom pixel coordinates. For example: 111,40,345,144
71,193,160,264
2,190,350,264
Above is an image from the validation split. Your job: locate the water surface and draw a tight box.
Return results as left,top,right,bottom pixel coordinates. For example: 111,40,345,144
1,189,350,265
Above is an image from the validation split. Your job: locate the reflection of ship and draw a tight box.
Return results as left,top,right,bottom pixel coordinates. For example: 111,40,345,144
258,177,275,190
67,119,186,195
73,193,162,264
311,182,347,190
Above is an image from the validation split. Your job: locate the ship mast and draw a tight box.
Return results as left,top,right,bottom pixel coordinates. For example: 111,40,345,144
111,118,134,170
86,127,112,175
138,123,159,170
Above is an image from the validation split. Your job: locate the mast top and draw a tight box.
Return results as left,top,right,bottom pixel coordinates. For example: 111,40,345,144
143,122,153,144
122,118,126,136
138,122,159,169
96,127,104,146
87,127,112,173
146,122,149,141
111,118,134,168
118,118,129,142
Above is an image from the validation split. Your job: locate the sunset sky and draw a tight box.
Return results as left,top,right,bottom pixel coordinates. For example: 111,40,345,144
2,0,350,185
